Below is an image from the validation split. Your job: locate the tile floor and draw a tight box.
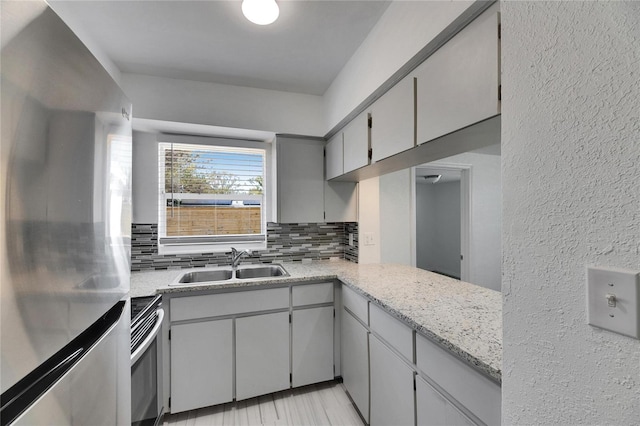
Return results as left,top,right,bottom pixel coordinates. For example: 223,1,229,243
164,381,364,426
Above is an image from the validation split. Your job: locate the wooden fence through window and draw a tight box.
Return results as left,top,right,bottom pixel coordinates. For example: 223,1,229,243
166,206,261,236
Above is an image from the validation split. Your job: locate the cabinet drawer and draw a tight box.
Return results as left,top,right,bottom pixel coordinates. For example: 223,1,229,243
342,285,368,324
292,282,333,306
369,303,413,362
171,287,289,322
416,334,500,426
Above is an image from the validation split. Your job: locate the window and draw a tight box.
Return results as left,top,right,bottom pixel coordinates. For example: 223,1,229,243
158,142,266,252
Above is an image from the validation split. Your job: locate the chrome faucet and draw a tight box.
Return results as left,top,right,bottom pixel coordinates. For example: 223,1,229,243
230,247,251,268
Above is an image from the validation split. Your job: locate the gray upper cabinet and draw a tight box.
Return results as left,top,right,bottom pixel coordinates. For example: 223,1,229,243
370,75,416,163
277,135,357,223
324,181,357,222
277,136,325,223
414,7,500,145
325,133,344,180
342,110,370,174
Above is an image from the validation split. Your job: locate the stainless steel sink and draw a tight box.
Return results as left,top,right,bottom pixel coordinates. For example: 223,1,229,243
177,269,233,284
171,264,289,286
235,265,289,279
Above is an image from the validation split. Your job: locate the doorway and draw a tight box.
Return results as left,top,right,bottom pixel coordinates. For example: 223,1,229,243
411,143,502,291
414,165,471,281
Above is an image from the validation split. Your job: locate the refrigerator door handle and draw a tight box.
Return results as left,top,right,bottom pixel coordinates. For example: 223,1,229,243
0,301,126,426
131,308,164,366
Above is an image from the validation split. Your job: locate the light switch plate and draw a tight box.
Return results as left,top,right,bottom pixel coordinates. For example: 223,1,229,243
587,266,640,339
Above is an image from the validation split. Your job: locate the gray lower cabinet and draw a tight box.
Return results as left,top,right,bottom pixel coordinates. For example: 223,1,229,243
170,319,233,413
416,376,474,426
339,283,500,425
369,335,415,426
416,334,501,425
235,311,290,401
168,283,335,414
341,308,369,423
292,306,334,387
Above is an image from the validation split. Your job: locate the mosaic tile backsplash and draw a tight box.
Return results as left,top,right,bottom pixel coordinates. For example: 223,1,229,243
131,222,358,272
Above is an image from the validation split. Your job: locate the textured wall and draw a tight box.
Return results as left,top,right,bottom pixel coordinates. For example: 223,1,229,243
131,222,358,272
380,169,413,265
358,177,381,264
502,2,640,424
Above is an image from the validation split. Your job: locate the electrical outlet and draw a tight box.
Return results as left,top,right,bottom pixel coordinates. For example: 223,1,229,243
363,232,375,246
587,266,640,339
348,233,354,246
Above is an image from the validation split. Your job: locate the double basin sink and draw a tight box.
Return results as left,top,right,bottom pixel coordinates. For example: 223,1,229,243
171,264,289,286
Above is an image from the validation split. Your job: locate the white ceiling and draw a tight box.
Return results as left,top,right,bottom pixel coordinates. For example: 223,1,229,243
48,0,391,96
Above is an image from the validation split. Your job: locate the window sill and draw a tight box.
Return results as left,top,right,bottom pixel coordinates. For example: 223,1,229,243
157,241,266,256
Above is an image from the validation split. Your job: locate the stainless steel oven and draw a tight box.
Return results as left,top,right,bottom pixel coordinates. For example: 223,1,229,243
131,295,164,426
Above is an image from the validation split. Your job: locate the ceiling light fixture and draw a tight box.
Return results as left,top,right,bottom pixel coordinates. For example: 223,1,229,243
424,174,442,184
242,0,279,26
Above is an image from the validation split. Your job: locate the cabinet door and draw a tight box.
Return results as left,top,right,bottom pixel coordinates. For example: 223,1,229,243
416,376,475,426
415,8,499,145
292,306,334,387
325,133,343,180
343,111,370,173
236,311,290,401
324,181,357,222
341,308,369,423
170,319,233,413
369,335,415,426
277,136,325,223
416,333,500,425
370,76,415,163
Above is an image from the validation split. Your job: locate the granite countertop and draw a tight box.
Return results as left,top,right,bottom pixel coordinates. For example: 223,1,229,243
130,260,502,382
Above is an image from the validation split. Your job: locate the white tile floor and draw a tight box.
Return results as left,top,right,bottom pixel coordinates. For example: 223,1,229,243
164,381,364,426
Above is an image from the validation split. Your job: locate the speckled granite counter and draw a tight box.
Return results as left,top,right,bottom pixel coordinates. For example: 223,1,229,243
130,260,502,382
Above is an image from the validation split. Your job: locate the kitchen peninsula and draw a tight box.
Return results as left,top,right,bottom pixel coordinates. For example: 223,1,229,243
132,260,502,425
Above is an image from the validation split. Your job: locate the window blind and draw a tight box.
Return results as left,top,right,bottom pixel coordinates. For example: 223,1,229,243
158,142,266,244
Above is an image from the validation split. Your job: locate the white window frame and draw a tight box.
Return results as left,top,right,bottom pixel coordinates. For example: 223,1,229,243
157,135,273,255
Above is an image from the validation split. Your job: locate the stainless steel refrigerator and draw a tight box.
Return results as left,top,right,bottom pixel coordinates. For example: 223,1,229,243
1,1,132,424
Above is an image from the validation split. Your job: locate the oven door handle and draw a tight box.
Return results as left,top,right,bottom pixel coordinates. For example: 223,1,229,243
131,308,164,366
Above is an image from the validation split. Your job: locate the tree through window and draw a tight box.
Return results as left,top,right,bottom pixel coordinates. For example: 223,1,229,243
158,142,266,245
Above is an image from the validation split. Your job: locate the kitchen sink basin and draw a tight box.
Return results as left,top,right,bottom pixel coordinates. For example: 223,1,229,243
235,265,289,279
177,269,233,284
171,264,289,286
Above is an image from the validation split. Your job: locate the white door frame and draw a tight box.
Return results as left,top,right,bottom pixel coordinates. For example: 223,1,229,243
411,163,472,282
